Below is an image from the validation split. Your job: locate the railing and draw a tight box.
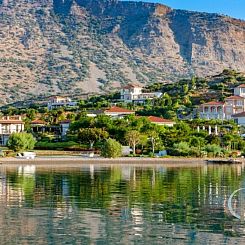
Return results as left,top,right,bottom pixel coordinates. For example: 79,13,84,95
200,113,224,119
0,130,19,134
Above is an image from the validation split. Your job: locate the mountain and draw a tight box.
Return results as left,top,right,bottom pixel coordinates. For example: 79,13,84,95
0,0,245,105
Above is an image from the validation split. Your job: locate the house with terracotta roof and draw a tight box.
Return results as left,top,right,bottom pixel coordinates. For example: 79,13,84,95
120,83,162,103
0,116,24,145
47,96,77,110
199,84,245,120
104,106,135,118
147,116,175,127
30,119,46,133
199,101,225,120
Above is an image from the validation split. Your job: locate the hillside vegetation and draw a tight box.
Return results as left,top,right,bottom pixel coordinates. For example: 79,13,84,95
0,0,245,105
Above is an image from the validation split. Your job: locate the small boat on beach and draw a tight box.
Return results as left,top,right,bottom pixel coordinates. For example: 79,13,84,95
16,152,36,160
206,159,243,164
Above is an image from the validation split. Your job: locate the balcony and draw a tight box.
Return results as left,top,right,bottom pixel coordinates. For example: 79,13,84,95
200,112,225,120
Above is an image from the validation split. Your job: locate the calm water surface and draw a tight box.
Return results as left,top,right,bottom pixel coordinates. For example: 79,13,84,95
0,163,245,244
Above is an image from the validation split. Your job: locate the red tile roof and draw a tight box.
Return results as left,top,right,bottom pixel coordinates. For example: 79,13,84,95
201,101,224,106
104,106,135,113
225,95,244,100
0,120,23,124
236,84,245,88
122,83,142,89
31,119,46,125
147,116,174,123
232,112,245,118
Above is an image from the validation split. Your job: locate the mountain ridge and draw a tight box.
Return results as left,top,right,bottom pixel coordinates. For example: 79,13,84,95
0,0,245,105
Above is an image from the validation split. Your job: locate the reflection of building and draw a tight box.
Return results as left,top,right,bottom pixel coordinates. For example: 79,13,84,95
0,116,24,145
47,96,77,110
120,84,162,103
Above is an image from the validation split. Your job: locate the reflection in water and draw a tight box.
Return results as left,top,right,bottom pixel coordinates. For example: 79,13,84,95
0,164,244,244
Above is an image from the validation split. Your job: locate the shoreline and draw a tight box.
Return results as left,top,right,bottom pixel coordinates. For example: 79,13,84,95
0,156,207,166
0,157,243,168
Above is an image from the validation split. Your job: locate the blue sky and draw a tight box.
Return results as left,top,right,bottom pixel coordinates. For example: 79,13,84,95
126,0,245,20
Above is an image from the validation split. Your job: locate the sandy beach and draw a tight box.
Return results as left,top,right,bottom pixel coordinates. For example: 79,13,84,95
0,156,206,167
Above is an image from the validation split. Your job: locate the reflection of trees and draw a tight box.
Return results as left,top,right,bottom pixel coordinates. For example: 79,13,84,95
3,165,243,233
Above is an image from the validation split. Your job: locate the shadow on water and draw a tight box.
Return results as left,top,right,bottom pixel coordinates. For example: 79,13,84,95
0,163,245,244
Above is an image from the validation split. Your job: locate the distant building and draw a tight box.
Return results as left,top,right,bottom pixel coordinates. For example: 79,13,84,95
147,116,175,127
47,96,77,110
232,112,245,126
225,95,245,119
199,101,225,120
59,120,71,137
234,84,245,97
86,106,135,118
104,106,135,118
30,119,46,133
0,116,24,146
86,110,104,117
198,84,245,120
120,84,162,103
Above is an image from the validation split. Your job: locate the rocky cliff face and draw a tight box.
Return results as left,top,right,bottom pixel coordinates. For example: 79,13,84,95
0,0,245,104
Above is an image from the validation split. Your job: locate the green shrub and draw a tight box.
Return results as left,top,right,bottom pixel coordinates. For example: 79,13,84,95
101,139,122,158
204,144,222,157
7,132,36,152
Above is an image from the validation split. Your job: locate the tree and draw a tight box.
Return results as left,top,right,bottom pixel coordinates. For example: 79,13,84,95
204,144,222,157
171,142,190,156
147,130,160,154
125,130,140,155
189,136,206,150
26,109,37,121
7,132,36,152
78,128,108,149
101,139,122,158
139,134,148,152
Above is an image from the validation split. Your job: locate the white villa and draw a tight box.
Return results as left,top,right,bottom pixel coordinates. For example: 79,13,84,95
47,96,77,110
199,84,245,121
120,84,162,103
0,116,24,146
199,101,225,120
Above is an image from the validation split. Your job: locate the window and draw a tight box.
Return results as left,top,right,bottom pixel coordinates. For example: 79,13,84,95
226,108,232,113
226,100,233,106
237,100,243,106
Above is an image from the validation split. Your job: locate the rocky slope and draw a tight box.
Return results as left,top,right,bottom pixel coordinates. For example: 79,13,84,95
0,0,245,105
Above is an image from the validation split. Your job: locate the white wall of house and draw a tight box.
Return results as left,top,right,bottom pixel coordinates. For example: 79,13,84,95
0,122,24,146
60,123,70,137
234,87,245,98
233,117,245,126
